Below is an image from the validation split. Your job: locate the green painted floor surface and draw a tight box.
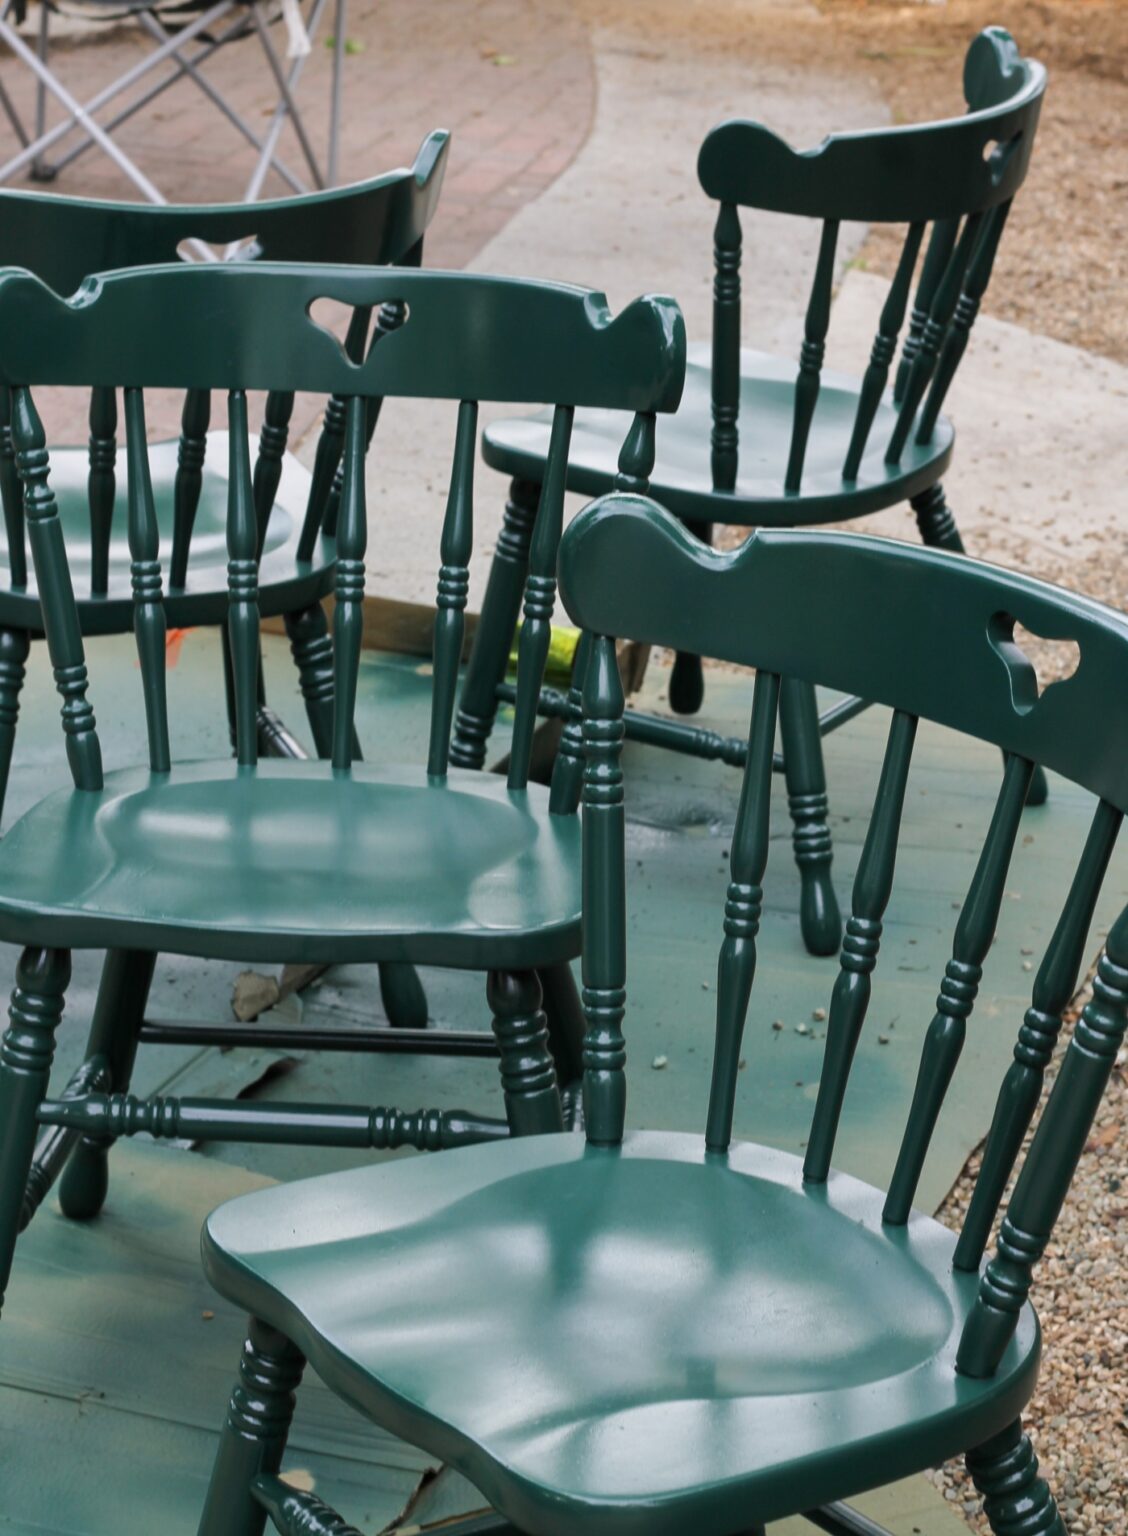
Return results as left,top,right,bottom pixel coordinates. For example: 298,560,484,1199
3,629,1124,1535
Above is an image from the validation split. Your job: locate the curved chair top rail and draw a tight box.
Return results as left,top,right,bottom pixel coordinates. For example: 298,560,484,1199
698,28,1045,222
560,495,1128,816
0,129,450,294
0,264,686,413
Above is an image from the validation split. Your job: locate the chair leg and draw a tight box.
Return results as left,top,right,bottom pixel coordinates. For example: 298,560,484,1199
487,969,564,1137
450,477,539,771
668,518,710,715
910,480,965,554
198,1316,306,1536
966,1419,1066,1536
378,961,429,1031
283,600,335,759
57,948,157,1221
538,961,585,1089
778,676,841,957
0,626,29,828
0,946,70,1316
912,482,1049,807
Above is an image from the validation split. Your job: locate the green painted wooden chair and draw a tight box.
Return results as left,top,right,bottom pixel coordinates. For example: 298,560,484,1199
454,26,1047,961
0,129,447,814
0,133,448,1036
0,262,685,1314
193,494,1125,1536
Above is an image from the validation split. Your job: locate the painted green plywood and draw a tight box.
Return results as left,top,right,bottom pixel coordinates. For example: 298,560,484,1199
0,1140,434,1536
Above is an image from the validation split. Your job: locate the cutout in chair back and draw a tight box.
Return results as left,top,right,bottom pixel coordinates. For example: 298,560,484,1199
175,235,263,264
306,295,405,366
989,611,1081,715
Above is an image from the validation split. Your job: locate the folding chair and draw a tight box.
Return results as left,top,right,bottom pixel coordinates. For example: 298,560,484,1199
0,0,345,203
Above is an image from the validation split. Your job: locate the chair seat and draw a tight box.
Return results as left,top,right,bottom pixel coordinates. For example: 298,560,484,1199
0,431,334,636
482,345,955,526
202,1130,1039,1536
0,760,580,966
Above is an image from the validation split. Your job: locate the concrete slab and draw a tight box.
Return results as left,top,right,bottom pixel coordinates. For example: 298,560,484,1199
828,268,1128,579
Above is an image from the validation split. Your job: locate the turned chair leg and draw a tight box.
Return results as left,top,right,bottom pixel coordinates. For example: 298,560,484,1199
0,946,70,1316
450,477,539,771
488,969,564,1137
57,948,156,1221
283,600,336,759
778,675,841,957
539,960,585,1128
912,481,1049,808
966,1420,1066,1536
0,626,29,828
668,518,710,715
199,1317,305,1536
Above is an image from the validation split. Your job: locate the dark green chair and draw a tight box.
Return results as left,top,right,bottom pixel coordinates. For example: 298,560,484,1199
0,261,684,1311
454,26,1047,960
0,132,447,1036
0,129,448,813
194,495,1124,1536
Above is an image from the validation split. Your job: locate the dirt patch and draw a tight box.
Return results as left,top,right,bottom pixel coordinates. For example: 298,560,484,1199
581,0,1127,367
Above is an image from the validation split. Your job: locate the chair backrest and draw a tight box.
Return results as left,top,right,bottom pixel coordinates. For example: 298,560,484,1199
0,129,449,594
696,27,1045,494
0,263,684,801
558,493,1128,1381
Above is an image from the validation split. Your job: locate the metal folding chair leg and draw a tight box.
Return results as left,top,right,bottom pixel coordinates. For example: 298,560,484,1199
0,0,234,196
0,0,342,201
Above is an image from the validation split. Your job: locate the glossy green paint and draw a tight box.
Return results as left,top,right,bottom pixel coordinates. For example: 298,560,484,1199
200,1132,1040,1536
474,27,1046,956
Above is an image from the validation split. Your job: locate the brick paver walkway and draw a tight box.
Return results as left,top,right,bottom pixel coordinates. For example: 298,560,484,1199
0,0,595,436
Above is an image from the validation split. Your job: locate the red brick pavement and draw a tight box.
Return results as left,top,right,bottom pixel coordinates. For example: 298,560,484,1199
0,0,595,437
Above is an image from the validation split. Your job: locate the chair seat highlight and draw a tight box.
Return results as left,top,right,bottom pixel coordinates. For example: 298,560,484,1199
482,346,954,526
0,431,333,634
0,760,580,966
202,1130,1039,1536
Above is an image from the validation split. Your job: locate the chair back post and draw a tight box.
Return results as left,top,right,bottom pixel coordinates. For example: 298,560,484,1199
330,396,368,771
804,707,917,1181
87,385,117,596
549,408,657,818
0,387,27,588
886,210,984,464
709,200,741,492
883,749,1034,1225
784,218,838,494
427,398,478,779
169,387,212,590
916,197,1011,445
842,224,924,480
958,903,1128,1378
123,387,170,772
253,390,297,558
225,390,260,768
9,386,102,790
580,631,627,1145
507,403,574,791
954,797,1123,1272
704,666,779,1152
